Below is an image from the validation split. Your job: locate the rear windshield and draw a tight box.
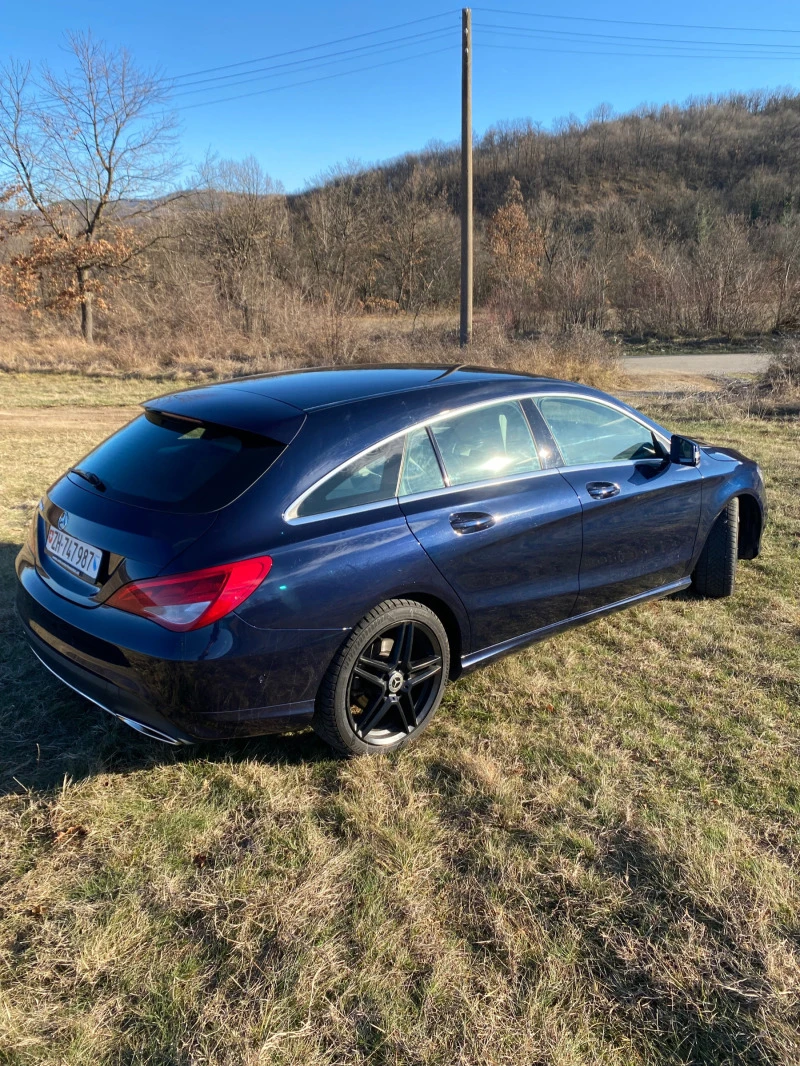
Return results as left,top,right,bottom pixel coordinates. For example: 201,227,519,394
73,410,286,513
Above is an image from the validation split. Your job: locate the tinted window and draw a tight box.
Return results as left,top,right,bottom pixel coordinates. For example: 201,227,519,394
538,397,660,465
296,439,403,518
399,427,445,496
429,401,540,486
76,411,285,514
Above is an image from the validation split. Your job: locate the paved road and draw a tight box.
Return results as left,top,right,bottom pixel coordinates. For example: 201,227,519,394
623,352,770,376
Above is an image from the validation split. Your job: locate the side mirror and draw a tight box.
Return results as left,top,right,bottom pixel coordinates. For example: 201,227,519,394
670,434,701,466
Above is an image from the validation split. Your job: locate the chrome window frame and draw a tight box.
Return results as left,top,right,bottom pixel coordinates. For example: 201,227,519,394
283,392,670,524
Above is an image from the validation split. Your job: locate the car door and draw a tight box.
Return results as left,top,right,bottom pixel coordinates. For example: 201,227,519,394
535,395,703,614
398,399,583,652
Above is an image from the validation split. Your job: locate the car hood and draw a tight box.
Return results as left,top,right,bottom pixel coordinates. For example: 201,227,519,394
700,443,754,464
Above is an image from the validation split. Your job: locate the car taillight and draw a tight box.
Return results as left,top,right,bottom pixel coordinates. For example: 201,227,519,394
106,555,272,632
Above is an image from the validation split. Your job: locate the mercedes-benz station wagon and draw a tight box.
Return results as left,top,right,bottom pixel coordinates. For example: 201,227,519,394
15,365,766,755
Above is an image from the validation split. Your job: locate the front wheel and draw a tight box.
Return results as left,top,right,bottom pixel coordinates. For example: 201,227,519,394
692,497,739,598
313,599,450,756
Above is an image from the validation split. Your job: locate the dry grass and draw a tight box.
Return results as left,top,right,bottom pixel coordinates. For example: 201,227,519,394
0,314,625,391
0,374,798,1064
759,345,800,398
627,343,800,428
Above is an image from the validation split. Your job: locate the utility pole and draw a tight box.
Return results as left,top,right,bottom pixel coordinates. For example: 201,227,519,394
460,7,473,347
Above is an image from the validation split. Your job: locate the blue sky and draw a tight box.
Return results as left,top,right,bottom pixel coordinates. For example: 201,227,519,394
4,1,800,191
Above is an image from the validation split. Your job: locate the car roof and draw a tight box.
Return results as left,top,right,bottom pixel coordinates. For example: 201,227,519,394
228,364,559,411
147,364,564,417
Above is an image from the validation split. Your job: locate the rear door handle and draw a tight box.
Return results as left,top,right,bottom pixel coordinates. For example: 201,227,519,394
586,481,620,500
449,511,496,534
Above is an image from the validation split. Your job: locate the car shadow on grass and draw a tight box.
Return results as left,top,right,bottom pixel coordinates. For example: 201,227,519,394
0,542,333,797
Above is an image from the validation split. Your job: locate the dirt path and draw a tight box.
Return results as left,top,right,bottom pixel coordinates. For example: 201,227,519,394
623,352,769,376
0,406,138,430
621,352,770,393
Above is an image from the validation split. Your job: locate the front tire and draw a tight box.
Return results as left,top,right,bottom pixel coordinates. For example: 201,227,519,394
692,497,739,598
313,599,450,756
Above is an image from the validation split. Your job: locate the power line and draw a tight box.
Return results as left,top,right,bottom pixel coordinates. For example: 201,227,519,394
171,28,454,96
170,10,460,82
473,6,800,35
479,40,800,60
474,21,800,51
476,26,800,58
174,44,458,111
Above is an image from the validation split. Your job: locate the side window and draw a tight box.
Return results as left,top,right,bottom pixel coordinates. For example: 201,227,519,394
399,427,445,496
429,401,540,487
538,397,660,466
296,438,403,518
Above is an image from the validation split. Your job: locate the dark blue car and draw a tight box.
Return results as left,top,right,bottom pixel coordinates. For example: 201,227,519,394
15,365,766,755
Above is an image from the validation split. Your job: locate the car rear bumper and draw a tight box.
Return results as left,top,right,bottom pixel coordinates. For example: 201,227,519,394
26,628,196,745
16,552,344,743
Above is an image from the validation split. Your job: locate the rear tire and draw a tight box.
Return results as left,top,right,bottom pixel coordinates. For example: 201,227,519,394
692,497,739,599
313,599,449,757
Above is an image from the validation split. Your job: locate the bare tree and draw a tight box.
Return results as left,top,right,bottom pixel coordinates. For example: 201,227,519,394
378,166,458,323
0,31,178,341
191,156,288,336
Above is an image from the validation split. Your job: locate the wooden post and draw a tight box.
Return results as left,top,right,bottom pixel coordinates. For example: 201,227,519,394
460,7,473,347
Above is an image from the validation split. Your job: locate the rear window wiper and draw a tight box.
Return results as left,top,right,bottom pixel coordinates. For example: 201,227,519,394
69,467,106,492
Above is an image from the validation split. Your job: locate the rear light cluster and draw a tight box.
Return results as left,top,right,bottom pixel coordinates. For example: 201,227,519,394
107,555,272,632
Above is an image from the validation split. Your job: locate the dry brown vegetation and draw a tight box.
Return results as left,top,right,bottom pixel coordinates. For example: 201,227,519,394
637,344,800,427
0,302,626,389
3,57,800,372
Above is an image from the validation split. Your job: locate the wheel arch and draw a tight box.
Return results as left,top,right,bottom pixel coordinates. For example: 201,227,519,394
736,492,763,560
393,591,465,679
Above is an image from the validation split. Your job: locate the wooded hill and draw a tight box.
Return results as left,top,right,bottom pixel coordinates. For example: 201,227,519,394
3,69,800,358
375,89,800,222
291,89,800,336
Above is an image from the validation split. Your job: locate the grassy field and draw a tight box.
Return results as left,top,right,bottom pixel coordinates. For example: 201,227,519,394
1,371,799,1065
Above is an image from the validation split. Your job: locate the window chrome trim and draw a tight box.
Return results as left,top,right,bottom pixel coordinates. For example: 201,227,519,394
553,456,668,476
283,391,671,524
286,496,402,526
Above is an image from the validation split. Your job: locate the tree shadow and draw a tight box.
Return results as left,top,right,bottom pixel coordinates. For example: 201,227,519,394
0,541,333,797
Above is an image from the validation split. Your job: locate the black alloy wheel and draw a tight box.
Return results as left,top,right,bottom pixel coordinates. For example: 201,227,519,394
313,599,450,756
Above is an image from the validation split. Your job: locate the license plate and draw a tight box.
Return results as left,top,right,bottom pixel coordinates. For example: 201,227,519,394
45,527,102,580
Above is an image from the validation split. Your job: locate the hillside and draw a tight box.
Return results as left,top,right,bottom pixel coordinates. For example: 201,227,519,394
3,90,800,367
373,89,800,222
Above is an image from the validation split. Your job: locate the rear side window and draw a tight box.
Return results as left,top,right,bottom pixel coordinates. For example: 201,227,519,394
429,401,540,486
75,411,286,514
399,427,445,496
538,397,660,465
295,438,403,518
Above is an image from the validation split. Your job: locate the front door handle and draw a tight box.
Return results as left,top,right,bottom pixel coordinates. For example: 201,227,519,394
586,481,620,500
449,511,496,534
